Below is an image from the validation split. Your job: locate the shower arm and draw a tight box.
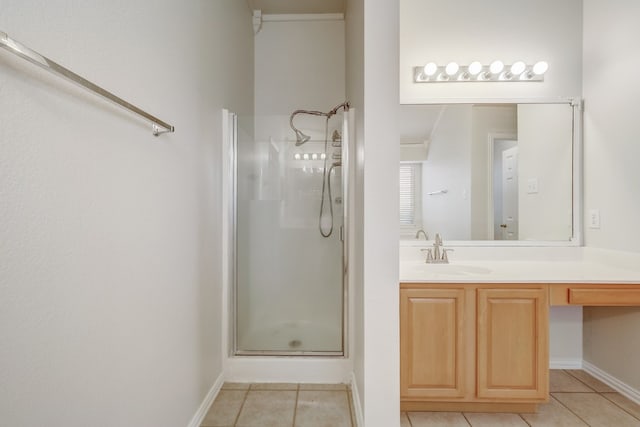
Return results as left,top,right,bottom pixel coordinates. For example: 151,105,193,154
289,102,350,142
327,101,350,118
289,109,327,137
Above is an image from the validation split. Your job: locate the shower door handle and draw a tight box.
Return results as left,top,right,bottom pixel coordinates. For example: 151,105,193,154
340,225,344,242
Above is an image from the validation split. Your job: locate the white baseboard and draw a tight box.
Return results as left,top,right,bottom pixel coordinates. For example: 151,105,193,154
187,373,224,427
225,357,352,383
582,361,640,405
350,372,364,427
550,358,583,369
583,361,640,405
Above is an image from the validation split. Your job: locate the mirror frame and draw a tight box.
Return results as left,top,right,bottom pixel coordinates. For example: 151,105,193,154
400,97,583,247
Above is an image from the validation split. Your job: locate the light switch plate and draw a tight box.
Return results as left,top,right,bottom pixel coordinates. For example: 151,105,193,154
527,178,539,194
589,209,601,229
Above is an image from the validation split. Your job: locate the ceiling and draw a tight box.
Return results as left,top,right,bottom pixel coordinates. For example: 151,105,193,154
247,0,346,14
400,105,443,144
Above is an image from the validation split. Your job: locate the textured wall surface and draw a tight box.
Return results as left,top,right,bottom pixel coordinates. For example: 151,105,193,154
400,0,583,102
0,1,253,425
582,0,640,392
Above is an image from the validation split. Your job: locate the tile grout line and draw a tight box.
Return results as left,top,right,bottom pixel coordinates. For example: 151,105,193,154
551,391,601,394
549,393,592,426
291,384,300,427
406,412,414,427
599,392,640,422
518,413,532,426
232,387,250,427
564,369,640,423
460,412,472,426
563,369,599,392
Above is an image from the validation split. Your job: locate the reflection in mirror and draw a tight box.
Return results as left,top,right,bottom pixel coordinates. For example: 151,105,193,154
399,103,574,242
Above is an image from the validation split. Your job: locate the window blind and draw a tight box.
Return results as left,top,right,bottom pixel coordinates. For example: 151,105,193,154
400,164,419,226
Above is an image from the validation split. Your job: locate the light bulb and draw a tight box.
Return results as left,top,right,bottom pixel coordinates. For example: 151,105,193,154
303,153,309,160
294,153,301,160
510,61,526,75
468,61,483,76
423,62,438,77
445,62,459,76
532,61,549,75
320,153,326,160
490,60,504,74
311,153,318,160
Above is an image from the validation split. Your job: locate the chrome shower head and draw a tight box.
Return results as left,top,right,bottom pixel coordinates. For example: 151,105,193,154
290,103,349,146
294,129,311,146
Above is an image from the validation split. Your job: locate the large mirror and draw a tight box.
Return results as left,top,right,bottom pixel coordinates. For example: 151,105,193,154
399,102,578,243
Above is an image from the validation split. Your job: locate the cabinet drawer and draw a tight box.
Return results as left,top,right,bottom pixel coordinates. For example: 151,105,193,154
569,288,640,305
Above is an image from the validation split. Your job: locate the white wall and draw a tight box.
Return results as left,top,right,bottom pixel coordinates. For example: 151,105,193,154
0,1,254,426
422,106,472,240
361,0,400,426
347,0,402,425
582,0,640,392
254,19,346,136
400,0,583,103
518,104,573,240
583,1,640,252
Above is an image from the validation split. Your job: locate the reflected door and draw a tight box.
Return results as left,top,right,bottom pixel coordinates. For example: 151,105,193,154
501,147,519,240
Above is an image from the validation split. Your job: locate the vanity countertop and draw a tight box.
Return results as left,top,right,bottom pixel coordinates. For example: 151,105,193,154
399,246,640,284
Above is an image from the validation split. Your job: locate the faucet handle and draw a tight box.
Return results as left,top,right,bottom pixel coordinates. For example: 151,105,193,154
420,248,434,262
442,248,454,262
435,233,442,245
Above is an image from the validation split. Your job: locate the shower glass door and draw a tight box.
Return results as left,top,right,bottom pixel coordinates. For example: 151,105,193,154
234,112,345,355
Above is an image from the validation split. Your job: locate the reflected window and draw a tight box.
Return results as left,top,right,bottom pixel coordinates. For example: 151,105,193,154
399,163,422,231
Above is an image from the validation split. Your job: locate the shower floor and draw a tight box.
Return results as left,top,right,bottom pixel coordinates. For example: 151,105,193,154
236,320,342,354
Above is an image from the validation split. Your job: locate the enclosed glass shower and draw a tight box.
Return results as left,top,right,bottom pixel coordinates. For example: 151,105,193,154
233,104,349,355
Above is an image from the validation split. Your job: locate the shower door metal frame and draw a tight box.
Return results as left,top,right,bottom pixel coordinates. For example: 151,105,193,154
230,113,349,357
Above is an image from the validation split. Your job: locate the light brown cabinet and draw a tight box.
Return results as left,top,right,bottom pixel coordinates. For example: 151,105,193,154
400,287,469,399
550,283,640,306
400,283,549,412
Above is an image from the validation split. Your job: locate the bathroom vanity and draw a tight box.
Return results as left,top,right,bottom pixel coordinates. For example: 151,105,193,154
399,247,640,413
401,282,548,412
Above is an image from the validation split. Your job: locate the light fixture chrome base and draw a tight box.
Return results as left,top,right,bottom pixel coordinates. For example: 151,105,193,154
414,64,545,83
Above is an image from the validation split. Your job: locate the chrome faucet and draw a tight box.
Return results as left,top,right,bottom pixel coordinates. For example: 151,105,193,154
424,233,453,264
415,229,428,240
433,233,442,261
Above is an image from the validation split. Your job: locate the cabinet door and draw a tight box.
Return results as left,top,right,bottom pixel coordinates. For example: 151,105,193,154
400,288,467,399
477,288,549,400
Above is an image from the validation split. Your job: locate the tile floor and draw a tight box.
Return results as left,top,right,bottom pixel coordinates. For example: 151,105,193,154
402,370,640,427
201,370,640,427
201,382,355,427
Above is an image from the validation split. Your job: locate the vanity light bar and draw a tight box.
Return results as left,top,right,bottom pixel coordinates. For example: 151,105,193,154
414,61,549,83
